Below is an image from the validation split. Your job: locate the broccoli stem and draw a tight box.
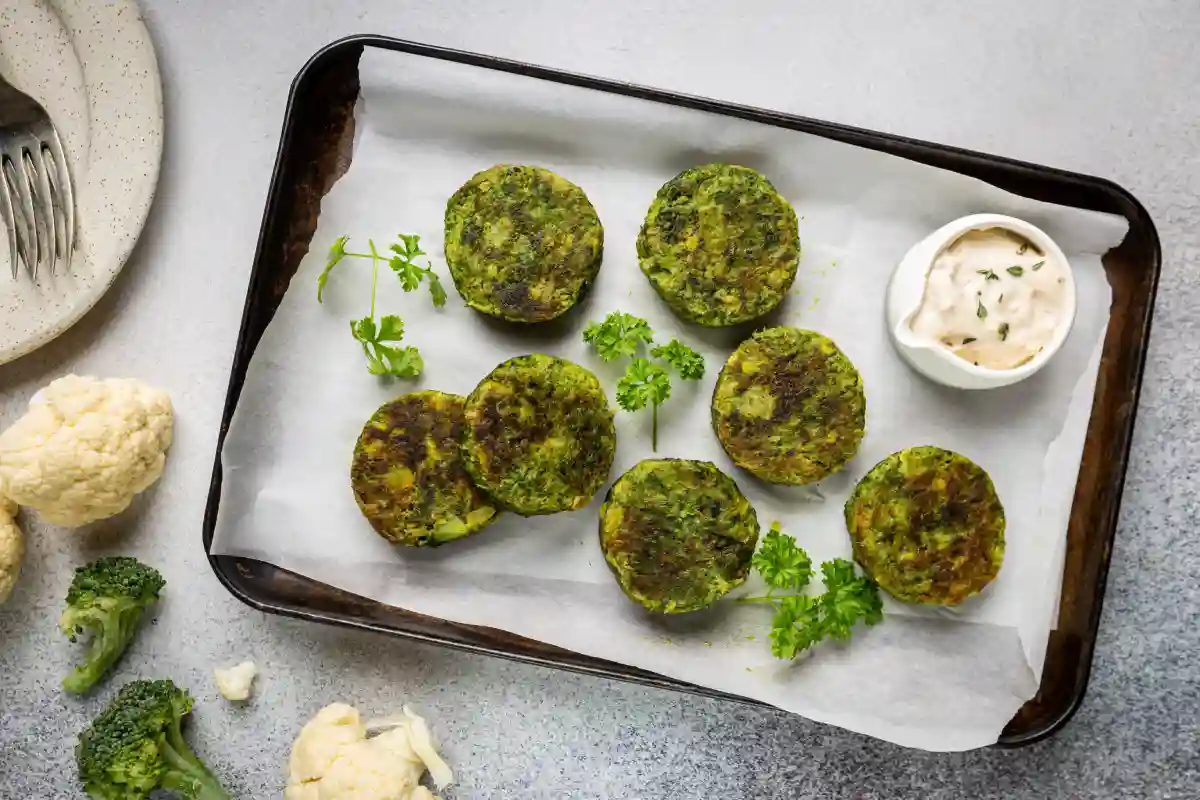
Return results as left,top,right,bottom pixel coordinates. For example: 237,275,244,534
62,604,141,695
159,729,230,800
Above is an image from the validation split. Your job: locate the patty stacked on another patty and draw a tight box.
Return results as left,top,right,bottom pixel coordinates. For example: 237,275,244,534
461,354,616,516
351,391,499,547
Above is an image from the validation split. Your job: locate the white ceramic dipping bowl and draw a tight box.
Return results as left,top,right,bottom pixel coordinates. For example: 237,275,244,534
885,213,1076,390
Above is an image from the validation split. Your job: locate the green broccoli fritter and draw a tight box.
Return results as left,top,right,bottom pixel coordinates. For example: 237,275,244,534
461,354,616,516
351,391,499,546
445,164,604,323
637,164,800,326
60,556,165,695
599,459,760,613
76,678,230,800
712,327,866,485
845,446,1006,605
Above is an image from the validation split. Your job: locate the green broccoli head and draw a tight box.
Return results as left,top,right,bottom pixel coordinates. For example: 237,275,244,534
59,556,165,695
76,679,230,800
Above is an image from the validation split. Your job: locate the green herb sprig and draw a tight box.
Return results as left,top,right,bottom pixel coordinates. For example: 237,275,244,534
388,234,447,306
583,312,653,361
317,234,447,378
583,311,705,451
739,524,883,660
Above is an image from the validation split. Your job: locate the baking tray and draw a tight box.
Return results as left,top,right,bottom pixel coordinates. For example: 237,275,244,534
202,35,1161,747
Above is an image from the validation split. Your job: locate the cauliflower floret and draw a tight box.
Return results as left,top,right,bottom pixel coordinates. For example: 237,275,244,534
289,704,369,787
0,375,173,528
214,660,258,701
286,703,452,800
0,496,24,603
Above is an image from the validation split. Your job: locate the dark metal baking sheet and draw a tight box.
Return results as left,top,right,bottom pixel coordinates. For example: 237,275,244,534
202,35,1161,747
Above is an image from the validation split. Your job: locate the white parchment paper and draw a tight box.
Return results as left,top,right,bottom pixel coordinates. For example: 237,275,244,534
211,49,1128,750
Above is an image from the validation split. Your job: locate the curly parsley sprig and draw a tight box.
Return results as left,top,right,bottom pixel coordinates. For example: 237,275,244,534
316,234,446,379
740,523,883,660
583,312,652,361
582,311,704,451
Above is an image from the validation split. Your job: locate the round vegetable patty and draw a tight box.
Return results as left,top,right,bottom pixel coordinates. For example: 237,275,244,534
599,459,760,613
462,355,616,516
712,327,866,485
444,164,604,323
637,163,800,326
351,391,499,547
845,446,1006,605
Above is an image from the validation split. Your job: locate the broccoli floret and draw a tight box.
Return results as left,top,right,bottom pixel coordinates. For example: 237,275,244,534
76,678,230,800
60,556,165,694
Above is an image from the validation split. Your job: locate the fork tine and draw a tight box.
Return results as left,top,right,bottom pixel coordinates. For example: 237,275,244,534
45,129,73,262
0,170,18,279
27,148,55,277
2,158,34,272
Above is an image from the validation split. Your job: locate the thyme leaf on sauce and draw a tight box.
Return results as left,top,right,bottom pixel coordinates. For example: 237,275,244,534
977,269,1000,281
1007,266,1024,277
1032,260,1045,271
998,322,1010,341
1017,243,1029,255
976,299,988,320
963,337,977,345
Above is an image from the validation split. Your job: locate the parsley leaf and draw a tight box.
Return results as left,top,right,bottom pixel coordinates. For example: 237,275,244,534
819,559,883,640
651,339,705,380
316,236,350,302
616,358,671,411
740,525,883,660
616,357,671,451
318,234,432,379
752,523,814,591
771,596,824,659
351,313,422,378
585,310,707,450
583,312,654,361
388,234,447,307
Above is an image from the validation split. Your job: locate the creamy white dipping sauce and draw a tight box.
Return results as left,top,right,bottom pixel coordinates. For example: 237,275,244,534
909,227,1069,370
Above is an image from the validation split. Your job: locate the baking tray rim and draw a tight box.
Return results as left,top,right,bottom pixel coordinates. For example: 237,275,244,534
202,33,1162,749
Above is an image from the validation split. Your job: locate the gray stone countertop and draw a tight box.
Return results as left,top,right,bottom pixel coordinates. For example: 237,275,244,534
1,1,1197,797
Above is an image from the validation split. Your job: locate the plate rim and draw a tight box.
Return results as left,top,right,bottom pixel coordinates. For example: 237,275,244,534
0,0,164,365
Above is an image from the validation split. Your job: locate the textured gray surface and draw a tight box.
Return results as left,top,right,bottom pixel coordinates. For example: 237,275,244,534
1,0,1197,797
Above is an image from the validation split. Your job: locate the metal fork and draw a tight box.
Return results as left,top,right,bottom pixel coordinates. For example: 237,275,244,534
0,73,75,279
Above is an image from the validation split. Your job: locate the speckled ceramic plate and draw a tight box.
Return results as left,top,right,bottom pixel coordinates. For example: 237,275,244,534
0,0,163,365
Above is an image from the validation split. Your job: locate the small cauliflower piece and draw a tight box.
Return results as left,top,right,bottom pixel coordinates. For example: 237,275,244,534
286,703,452,800
0,496,24,604
289,704,369,788
0,375,173,528
214,660,257,701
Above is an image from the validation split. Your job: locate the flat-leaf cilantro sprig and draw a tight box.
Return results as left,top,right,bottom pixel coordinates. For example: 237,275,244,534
582,311,705,451
317,234,447,379
740,523,883,660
